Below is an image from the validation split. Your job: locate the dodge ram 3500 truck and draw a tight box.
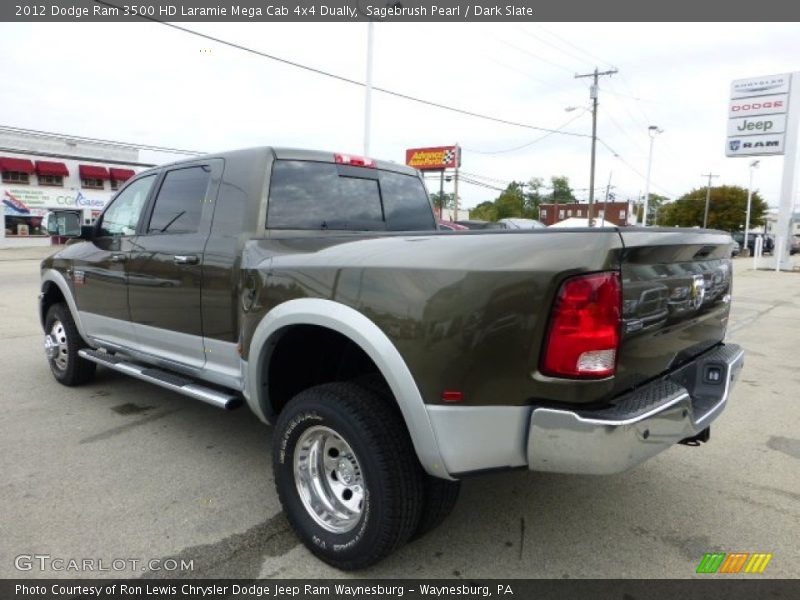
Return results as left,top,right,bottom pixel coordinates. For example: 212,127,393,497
40,147,744,569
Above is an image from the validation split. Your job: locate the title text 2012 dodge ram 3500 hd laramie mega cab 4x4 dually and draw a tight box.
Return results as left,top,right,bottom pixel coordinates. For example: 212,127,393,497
40,147,744,569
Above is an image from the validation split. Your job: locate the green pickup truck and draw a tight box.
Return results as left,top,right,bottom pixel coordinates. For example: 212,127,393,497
40,147,743,569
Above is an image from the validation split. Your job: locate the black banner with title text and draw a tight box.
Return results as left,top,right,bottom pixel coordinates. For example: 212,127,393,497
2,579,800,600
2,0,800,22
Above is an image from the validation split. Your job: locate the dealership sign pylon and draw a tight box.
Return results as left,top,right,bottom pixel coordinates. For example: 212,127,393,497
727,72,799,269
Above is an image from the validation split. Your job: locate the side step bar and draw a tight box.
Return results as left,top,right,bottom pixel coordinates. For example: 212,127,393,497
78,349,242,411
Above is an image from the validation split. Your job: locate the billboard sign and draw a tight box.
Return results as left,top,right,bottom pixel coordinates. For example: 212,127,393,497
726,73,792,157
405,145,460,170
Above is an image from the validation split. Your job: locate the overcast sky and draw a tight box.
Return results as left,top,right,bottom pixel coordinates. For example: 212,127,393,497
1,21,798,211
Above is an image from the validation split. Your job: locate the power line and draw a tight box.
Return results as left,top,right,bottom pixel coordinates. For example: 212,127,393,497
517,26,594,70
601,107,649,157
92,1,593,141
494,36,578,75
533,24,616,70
597,138,675,198
462,108,589,155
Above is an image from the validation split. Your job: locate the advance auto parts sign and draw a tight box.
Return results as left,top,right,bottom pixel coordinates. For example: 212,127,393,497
405,146,460,170
726,73,791,157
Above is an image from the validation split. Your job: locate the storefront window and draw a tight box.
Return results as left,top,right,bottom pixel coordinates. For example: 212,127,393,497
2,171,30,184
5,215,46,236
38,175,64,186
81,177,104,189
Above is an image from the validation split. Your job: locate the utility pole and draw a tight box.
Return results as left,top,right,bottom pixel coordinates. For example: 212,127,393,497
575,67,618,227
701,172,719,229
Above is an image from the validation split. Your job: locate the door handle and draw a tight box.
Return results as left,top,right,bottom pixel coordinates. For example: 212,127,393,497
173,255,199,265
110,254,126,263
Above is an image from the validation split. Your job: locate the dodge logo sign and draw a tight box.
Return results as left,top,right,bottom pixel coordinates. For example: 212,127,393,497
729,140,741,152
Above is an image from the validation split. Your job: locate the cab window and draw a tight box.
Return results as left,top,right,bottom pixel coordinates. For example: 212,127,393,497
98,175,156,236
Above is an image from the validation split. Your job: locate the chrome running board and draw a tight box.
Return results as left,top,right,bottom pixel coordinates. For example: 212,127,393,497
78,349,242,410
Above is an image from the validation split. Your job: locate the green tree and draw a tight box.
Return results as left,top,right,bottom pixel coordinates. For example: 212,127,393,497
470,200,497,221
550,175,576,203
494,182,526,219
662,185,767,231
429,191,455,212
522,176,545,218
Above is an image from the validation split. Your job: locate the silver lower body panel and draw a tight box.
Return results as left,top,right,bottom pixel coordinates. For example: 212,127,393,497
426,343,744,477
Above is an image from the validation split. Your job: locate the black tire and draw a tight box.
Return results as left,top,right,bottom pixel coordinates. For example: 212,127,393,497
44,303,96,386
351,374,461,540
272,382,424,570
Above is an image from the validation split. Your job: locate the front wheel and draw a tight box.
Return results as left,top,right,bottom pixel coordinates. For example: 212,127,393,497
272,382,424,570
44,303,95,386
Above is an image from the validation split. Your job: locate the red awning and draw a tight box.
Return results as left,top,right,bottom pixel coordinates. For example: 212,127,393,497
109,168,135,181
0,157,35,173
79,165,110,180
35,161,69,177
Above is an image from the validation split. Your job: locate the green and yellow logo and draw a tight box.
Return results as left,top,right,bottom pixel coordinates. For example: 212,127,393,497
696,552,773,574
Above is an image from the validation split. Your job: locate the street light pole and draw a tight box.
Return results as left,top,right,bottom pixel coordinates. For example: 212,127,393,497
744,160,760,249
575,67,618,227
642,125,662,226
363,21,374,156
701,172,719,229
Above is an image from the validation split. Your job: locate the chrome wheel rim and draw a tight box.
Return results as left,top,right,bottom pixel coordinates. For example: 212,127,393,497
293,425,365,534
47,320,69,371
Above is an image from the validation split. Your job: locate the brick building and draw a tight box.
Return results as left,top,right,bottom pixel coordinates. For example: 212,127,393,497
538,201,633,227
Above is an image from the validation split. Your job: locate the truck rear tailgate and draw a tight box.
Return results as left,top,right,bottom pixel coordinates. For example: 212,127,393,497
615,229,734,393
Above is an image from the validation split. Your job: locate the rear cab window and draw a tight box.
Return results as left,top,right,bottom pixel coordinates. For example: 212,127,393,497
147,165,212,234
267,160,435,231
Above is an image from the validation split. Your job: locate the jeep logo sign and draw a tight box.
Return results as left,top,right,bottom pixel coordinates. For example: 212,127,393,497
727,115,787,137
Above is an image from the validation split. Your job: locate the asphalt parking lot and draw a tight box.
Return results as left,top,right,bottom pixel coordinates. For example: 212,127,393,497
1,246,798,580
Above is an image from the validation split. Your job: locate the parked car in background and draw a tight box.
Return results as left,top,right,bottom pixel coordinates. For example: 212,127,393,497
791,236,800,255
454,219,504,230
497,217,546,229
437,220,468,231
731,240,741,257
732,232,774,255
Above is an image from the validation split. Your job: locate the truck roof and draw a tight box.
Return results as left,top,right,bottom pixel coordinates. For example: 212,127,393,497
144,146,419,177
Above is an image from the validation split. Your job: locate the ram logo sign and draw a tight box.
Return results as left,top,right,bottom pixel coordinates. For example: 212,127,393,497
696,552,773,574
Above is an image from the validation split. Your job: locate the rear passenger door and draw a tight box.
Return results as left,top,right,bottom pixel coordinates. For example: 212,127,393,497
127,160,222,368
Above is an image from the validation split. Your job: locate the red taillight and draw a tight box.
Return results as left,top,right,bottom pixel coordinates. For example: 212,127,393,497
334,153,376,168
541,271,621,378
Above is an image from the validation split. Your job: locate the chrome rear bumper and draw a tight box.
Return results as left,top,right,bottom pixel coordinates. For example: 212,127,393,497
527,344,744,474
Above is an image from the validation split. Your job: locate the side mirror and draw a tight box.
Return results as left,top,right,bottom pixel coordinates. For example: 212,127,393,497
46,212,82,237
